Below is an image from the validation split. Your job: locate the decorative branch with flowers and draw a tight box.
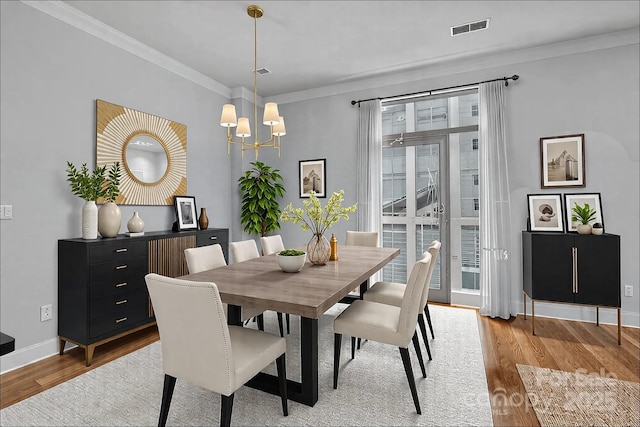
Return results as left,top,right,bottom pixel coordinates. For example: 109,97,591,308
280,189,357,236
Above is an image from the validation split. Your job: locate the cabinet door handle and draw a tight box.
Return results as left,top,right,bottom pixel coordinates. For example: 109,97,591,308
115,248,128,253
115,282,128,288
572,247,578,293
209,236,217,240
115,265,128,270
115,299,128,305
115,317,128,323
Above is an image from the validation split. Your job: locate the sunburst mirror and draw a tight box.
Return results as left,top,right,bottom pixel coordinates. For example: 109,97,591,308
96,100,187,205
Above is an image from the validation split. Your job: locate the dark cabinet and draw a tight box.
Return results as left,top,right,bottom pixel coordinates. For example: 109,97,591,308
522,231,621,343
58,228,229,365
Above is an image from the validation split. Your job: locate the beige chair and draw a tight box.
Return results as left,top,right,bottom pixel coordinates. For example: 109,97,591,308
230,239,287,337
363,240,440,360
184,244,264,325
333,253,432,415
145,273,288,427
260,235,291,336
343,231,379,303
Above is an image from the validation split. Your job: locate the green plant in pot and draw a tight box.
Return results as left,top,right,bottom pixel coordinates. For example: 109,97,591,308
238,161,285,237
65,161,120,239
276,249,307,273
571,202,597,235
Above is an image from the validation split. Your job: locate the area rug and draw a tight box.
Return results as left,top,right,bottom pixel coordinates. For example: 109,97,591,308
0,305,493,426
516,364,640,427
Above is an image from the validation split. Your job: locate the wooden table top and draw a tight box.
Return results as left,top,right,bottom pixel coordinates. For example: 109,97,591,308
180,245,400,319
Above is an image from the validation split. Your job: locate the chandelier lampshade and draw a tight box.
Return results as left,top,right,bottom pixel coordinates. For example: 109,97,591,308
220,5,286,159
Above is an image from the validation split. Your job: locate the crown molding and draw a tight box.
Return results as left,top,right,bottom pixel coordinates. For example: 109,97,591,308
21,0,232,98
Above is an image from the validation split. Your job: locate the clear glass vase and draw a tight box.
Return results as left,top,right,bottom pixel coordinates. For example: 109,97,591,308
307,233,331,265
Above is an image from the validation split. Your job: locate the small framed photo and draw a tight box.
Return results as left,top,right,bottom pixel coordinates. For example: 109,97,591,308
299,159,326,198
527,194,564,232
174,196,198,230
564,193,603,233
540,134,585,188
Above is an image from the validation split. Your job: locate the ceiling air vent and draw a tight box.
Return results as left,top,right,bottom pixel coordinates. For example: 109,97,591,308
451,18,490,36
255,68,271,75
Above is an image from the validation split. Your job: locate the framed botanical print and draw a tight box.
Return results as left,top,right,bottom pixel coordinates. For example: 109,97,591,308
540,134,585,188
564,193,604,233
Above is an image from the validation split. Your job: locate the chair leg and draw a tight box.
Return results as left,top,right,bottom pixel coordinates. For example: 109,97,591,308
158,374,176,427
275,354,288,416
333,333,342,389
424,305,435,339
257,314,265,331
399,347,422,415
357,337,361,350
277,312,284,337
417,315,432,361
220,393,234,427
412,332,427,378
351,336,356,360
286,313,290,334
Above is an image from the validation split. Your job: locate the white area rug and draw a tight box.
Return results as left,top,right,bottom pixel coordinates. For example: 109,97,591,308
0,304,493,426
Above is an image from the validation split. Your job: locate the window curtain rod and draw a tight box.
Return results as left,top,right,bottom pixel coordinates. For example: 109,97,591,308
350,74,519,106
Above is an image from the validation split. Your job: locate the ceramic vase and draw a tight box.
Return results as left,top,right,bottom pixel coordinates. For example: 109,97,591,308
577,224,592,235
307,233,330,265
82,200,98,240
199,208,209,230
98,201,121,238
127,211,145,233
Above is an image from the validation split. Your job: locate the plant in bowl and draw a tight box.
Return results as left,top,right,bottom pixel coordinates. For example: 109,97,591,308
571,202,597,234
276,249,307,273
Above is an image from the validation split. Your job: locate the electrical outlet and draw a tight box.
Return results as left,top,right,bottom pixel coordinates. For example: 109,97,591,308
4,205,12,219
40,304,52,321
624,285,633,297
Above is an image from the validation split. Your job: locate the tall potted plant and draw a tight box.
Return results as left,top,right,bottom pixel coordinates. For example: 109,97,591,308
238,161,285,238
66,161,119,239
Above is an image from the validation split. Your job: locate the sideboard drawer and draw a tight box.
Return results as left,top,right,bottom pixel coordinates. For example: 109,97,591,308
89,256,147,282
89,290,148,338
196,229,228,247
90,240,146,264
89,270,146,300
90,288,147,320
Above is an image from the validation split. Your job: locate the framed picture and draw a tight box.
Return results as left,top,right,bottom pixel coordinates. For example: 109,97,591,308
299,159,326,198
540,134,585,188
174,196,198,230
564,193,603,232
527,194,564,232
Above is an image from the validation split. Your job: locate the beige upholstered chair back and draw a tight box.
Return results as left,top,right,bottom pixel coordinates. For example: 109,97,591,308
398,253,432,343
260,235,285,256
184,244,227,274
345,231,379,247
229,239,260,263
145,273,235,396
418,240,441,309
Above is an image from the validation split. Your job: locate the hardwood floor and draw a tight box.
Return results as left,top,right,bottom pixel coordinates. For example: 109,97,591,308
1,310,638,426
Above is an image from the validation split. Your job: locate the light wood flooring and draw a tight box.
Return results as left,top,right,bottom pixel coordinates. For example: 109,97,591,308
1,308,638,426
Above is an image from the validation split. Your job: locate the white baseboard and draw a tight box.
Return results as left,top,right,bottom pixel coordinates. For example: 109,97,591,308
0,338,60,375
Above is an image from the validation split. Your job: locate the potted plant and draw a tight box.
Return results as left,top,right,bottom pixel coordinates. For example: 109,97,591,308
571,202,597,235
280,189,357,265
97,162,121,238
238,161,285,237
276,249,307,273
65,161,120,239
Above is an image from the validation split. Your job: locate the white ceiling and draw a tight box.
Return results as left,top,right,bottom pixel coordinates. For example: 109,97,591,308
62,1,639,97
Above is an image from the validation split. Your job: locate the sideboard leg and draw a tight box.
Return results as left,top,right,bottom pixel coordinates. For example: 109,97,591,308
596,307,600,326
85,344,96,367
618,308,621,345
523,291,527,320
531,300,535,336
59,337,67,355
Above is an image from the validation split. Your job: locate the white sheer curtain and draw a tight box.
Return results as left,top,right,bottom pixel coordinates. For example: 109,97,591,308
356,100,382,240
479,82,513,319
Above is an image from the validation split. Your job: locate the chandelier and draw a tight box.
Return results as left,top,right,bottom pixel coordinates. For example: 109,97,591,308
220,4,286,160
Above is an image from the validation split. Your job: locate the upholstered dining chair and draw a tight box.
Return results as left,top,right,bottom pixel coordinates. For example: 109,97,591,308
184,244,264,327
145,273,288,427
363,241,441,360
260,235,291,336
333,253,432,415
344,231,379,300
230,239,287,337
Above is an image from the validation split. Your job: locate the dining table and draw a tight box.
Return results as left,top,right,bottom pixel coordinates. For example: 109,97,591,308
180,244,400,407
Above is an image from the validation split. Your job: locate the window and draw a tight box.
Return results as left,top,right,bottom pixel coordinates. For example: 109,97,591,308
471,104,478,117
473,174,479,185
473,198,479,211
472,138,479,150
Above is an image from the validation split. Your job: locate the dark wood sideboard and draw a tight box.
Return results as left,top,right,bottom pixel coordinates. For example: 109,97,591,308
58,228,228,366
521,231,621,344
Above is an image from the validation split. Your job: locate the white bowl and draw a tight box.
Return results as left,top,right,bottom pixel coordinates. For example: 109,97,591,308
276,253,307,273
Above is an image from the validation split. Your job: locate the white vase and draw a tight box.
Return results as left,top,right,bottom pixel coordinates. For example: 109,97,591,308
276,253,307,273
82,200,98,240
127,211,145,233
98,201,121,238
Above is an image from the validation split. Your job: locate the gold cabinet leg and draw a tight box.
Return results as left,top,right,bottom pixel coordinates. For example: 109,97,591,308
85,344,96,367
523,291,527,320
531,300,535,336
59,337,67,355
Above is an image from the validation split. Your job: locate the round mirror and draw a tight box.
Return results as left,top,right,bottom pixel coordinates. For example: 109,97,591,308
124,134,169,184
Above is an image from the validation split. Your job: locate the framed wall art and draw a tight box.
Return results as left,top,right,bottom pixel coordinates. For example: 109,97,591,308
527,194,564,232
564,193,603,233
174,196,198,231
96,99,187,205
299,159,326,198
540,134,585,188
